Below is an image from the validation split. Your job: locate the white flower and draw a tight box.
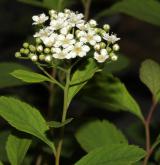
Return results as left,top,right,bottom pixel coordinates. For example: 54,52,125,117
69,42,90,58
103,33,120,44
69,13,85,28
32,13,49,25
33,28,52,39
55,34,75,48
94,49,109,63
50,18,69,30
30,55,38,62
80,30,102,46
42,33,57,47
52,47,71,59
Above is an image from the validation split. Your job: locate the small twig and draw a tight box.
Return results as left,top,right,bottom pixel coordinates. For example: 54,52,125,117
83,0,92,21
143,97,157,165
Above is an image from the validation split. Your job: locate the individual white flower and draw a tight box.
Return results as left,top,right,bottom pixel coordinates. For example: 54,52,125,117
69,13,85,28
33,28,52,39
32,13,49,25
94,49,109,63
60,27,70,35
45,55,52,62
103,33,120,44
50,19,69,30
69,42,90,58
52,47,71,59
42,33,57,47
80,30,102,46
54,34,75,48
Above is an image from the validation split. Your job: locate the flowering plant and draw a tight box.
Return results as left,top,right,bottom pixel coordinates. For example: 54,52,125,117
2,5,159,165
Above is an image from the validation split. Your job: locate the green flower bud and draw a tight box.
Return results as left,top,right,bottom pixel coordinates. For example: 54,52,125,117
37,45,43,52
20,48,25,53
45,55,52,62
24,49,30,54
95,28,101,33
44,48,51,54
23,42,29,48
29,45,36,52
100,42,106,48
39,54,45,61
106,47,112,53
103,24,110,32
99,29,106,36
110,52,118,61
36,38,42,44
113,44,120,51
15,52,21,58
29,54,38,62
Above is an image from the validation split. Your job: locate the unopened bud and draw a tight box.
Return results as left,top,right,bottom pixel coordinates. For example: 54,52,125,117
37,45,43,52
29,45,36,52
113,44,120,51
44,48,50,54
103,24,110,32
15,52,21,58
23,42,29,48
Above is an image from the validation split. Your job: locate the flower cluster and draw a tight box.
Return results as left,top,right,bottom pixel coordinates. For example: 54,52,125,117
15,9,120,63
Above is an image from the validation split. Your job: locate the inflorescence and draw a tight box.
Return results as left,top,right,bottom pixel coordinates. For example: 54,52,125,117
15,9,120,63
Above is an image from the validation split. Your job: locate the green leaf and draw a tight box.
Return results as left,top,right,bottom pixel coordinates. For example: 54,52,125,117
68,59,99,104
102,55,130,73
0,62,30,88
75,144,146,165
75,120,127,152
140,59,160,99
11,70,51,83
0,131,10,162
84,74,144,121
97,0,160,26
0,161,3,165
6,134,31,165
0,97,55,152
47,118,73,128
18,0,75,9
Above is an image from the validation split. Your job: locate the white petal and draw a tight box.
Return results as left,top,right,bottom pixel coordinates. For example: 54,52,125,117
82,45,90,52
101,49,108,56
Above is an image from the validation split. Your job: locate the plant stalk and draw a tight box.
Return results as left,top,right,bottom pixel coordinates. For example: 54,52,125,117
55,68,71,165
143,97,157,165
83,0,92,21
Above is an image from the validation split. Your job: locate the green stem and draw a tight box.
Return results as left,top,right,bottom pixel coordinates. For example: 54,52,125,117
36,63,64,90
55,68,71,165
83,0,92,21
143,97,157,165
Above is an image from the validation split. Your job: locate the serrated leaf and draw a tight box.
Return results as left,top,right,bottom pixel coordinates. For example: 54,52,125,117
75,144,146,165
97,0,160,26
6,134,31,165
0,62,30,88
75,120,127,152
0,97,55,152
47,118,73,128
11,70,51,83
0,131,10,162
68,59,99,104
140,59,160,100
84,74,144,121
